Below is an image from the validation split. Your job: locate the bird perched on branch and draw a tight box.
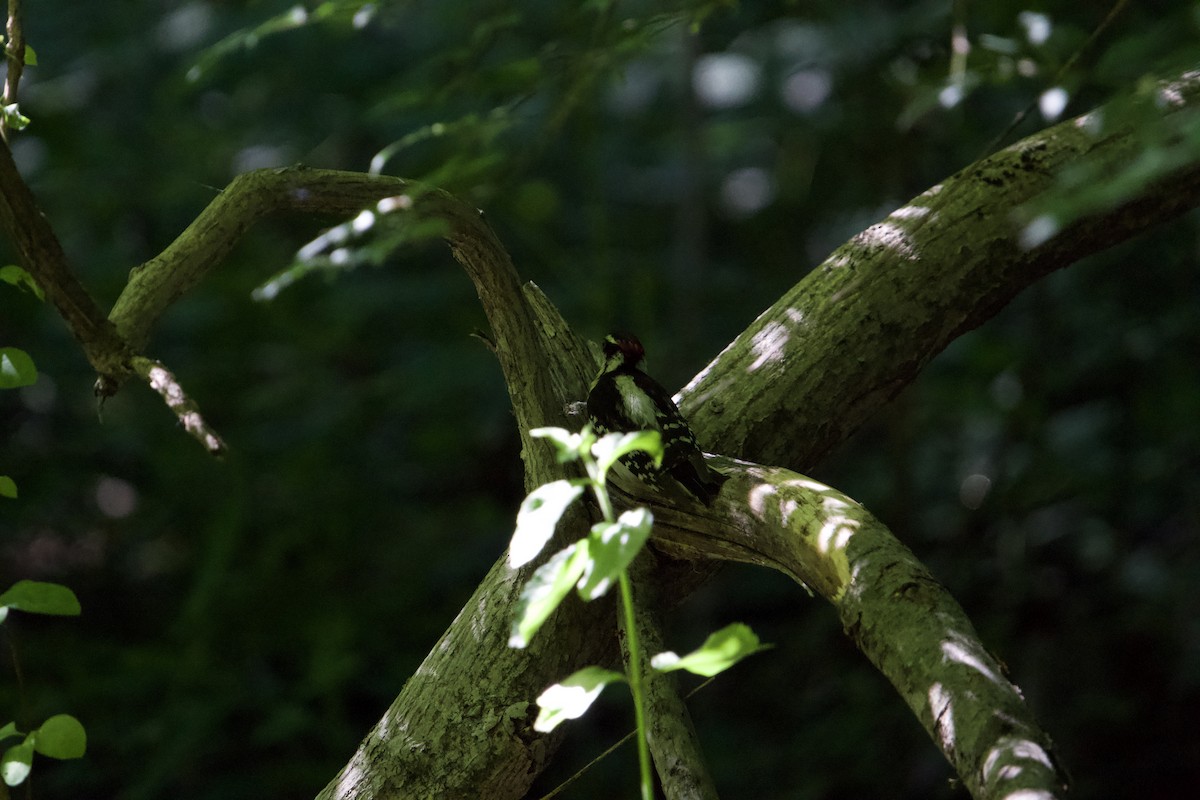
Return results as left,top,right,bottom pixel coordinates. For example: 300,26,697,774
587,332,727,505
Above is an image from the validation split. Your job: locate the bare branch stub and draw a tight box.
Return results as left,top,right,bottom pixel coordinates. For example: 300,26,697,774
130,356,227,456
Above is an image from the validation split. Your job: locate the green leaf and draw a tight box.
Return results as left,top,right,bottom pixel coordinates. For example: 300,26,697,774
650,623,769,677
33,715,86,760
1,104,30,132
23,45,37,66
509,543,589,649
576,507,653,601
529,426,586,464
508,480,584,569
1,738,33,786
0,723,19,742
591,431,662,479
0,348,37,389
0,581,81,616
0,266,44,300
533,666,626,732
0,476,16,499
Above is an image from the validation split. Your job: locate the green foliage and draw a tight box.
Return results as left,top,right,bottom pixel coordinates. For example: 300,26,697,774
0,714,87,787
509,542,589,650
0,347,36,389
0,270,40,495
651,623,769,677
0,266,44,300
508,425,663,645
0,104,30,132
253,191,451,300
0,37,37,65
508,423,761,800
533,665,625,733
0,580,82,620
509,480,585,569
32,714,87,759
0,583,87,786
577,508,653,601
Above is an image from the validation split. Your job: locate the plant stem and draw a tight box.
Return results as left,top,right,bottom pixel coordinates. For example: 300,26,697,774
585,444,653,797
619,569,654,800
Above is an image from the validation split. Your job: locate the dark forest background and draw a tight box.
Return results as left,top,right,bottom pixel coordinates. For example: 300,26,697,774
2,1,1198,798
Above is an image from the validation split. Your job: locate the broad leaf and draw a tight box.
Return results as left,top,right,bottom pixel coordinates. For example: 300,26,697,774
0,476,15,499
508,480,583,568
0,348,36,389
576,508,653,601
33,715,86,759
0,265,44,300
529,426,588,463
509,542,588,649
1,738,33,786
0,723,18,742
591,431,662,478
0,104,30,132
533,666,626,732
0,581,81,616
651,623,768,677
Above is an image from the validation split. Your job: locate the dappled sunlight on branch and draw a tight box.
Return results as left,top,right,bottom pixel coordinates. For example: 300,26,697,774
648,457,1066,797
854,220,920,261
941,627,1005,685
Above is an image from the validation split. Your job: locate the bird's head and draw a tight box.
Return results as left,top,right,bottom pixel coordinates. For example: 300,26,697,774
600,332,646,374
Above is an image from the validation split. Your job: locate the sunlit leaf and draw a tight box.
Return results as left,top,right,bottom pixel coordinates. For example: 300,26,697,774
509,542,589,649
33,715,86,759
0,581,81,616
1,738,33,786
576,508,653,600
650,623,768,677
0,104,30,132
508,480,584,568
533,666,625,732
0,348,36,389
530,427,585,463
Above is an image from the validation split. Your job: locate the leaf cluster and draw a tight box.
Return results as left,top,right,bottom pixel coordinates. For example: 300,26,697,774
0,581,86,787
506,426,764,737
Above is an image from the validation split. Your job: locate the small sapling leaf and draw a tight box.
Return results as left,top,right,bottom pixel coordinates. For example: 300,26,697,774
533,666,626,732
651,622,769,677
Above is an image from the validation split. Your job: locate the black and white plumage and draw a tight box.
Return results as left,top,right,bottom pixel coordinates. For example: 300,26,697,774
586,333,727,505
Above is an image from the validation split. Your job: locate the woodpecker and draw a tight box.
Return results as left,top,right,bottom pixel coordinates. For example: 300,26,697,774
587,332,727,505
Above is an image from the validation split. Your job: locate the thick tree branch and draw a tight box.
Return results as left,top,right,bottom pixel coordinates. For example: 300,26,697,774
0,138,130,375
680,70,1200,470
320,72,1200,799
107,168,572,487
643,461,1065,798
